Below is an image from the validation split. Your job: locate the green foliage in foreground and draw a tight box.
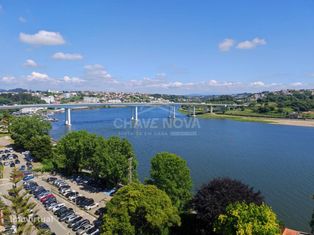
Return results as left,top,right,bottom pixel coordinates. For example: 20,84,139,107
213,202,281,235
192,177,264,232
102,183,181,235
27,135,52,161
55,131,99,174
9,116,52,160
55,131,137,185
90,136,137,185
149,152,192,212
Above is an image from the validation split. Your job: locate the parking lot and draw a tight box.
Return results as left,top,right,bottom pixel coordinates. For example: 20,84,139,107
0,147,105,235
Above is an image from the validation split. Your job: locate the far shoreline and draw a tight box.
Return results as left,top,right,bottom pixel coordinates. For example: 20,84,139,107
196,113,314,128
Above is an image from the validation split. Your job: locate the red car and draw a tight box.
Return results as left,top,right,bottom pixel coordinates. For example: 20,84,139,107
40,194,55,203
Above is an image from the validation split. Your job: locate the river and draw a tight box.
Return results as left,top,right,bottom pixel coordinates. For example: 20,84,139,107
50,106,314,231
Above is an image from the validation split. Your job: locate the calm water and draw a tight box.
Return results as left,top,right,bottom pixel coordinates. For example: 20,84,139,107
50,107,314,231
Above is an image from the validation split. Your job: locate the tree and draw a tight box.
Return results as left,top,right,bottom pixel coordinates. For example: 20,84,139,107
193,177,263,232
148,152,192,212
91,136,137,186
55,130,99,174
102,183,181,235
3,168,37,235
9,116,51,150
27,135,52,161
55,132,137,184
213,202,280,235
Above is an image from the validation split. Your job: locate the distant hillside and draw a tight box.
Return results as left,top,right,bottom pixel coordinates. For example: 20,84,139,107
0,93,46,105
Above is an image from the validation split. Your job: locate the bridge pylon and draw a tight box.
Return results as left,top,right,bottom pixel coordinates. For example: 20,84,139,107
65,108,71,126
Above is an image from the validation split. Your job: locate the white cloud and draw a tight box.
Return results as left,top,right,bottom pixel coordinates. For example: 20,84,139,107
127,75,242,91
250,81,265,87
52,52,83,60
290,82,303,86
26,72,50,81
19,30,65,45
237,37,266,49
24,59,38,67
219,38,235,52
63,76,85,83
84,64,112,80
1,76,16,83
19,16,27,23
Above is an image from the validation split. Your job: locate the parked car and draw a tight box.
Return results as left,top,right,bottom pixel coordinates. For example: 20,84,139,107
68,217,83,228
59,211,75,222
38,223,50,231
52,203,65,213
19,165,25,171
23,175,34,181
40,194,55,203
47,177,57,183
46,202,58,211
83,226,100,235
64,191,78,198
69,194,82,201
85,203,99,210
72,219,90,231
43,197,57,206
55,207,73,217
95,207,106,216
76,224,93,235
33,186,46,195
37,192,50,200
66,215,80,224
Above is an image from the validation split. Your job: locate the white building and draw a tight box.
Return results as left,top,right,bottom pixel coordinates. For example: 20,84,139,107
83,97,100,103
108,99,122,103
20,107,46,114
63,92,77,99
41,96,55,104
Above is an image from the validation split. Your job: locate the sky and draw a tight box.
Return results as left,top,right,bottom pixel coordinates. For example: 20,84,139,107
0,0,314,94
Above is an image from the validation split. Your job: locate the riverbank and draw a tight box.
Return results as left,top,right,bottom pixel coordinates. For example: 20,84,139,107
197,113,314,127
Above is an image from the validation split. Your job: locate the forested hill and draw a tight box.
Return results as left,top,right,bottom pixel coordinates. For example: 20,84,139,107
0,93,46,105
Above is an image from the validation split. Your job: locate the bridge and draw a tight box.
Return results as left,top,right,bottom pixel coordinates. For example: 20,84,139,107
0,102,245,126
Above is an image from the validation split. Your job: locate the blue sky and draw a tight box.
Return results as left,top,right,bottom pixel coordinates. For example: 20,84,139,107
0,0,313,94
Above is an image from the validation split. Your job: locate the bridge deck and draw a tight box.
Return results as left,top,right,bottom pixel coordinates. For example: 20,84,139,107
0,102,245,110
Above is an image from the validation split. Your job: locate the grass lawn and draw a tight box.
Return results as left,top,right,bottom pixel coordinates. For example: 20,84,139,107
225,109,287,118
197,113,275,123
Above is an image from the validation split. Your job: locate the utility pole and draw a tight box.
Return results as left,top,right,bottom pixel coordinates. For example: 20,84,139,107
128,157,133,184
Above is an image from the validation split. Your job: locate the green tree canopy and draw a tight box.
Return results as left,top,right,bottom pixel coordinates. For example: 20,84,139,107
193,177,263,232
91,136,137,186
55,132,137,185
27,135,52,161
102,183,181,235
213,202,281,235
148,152,192,212
55,130,99,174
9,116,51,149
